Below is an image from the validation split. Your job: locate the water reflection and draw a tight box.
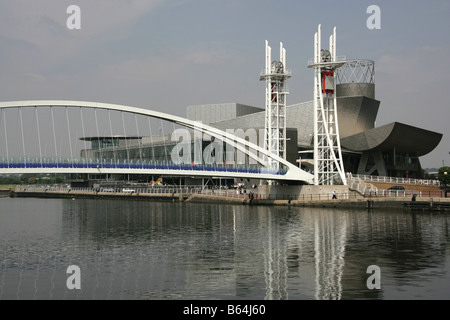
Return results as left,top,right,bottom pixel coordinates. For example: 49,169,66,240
0,198,449,300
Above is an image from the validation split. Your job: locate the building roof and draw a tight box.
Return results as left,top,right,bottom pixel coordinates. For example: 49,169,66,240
79,136,142,141
340,122,443,156
200,96,379,147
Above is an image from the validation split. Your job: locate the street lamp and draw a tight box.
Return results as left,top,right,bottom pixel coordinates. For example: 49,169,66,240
445,172,448,198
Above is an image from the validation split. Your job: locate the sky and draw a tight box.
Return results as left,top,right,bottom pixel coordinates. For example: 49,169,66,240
0,0,449,169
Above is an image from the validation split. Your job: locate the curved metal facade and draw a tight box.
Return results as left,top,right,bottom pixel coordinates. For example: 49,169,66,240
337,96,379,138
336,83,375,100
341,122,443,156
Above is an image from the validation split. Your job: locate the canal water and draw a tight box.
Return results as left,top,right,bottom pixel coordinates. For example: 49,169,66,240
0,197,449,300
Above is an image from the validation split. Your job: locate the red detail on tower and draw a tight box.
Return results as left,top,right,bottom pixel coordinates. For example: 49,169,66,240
321,71,334,94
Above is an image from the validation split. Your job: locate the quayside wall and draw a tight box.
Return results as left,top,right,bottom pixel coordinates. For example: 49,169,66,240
7,185,450,211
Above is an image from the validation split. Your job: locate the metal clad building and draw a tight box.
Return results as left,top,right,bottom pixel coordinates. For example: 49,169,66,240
186,103,264,125
186,60,442,179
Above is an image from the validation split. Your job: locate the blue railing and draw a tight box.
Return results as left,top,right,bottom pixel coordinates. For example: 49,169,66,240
0,157,287,175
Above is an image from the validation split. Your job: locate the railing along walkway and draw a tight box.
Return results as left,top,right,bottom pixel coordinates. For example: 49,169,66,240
348,174,441,186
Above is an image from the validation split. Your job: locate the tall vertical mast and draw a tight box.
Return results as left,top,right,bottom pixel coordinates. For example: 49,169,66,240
308,25,347,185
260,40,291,176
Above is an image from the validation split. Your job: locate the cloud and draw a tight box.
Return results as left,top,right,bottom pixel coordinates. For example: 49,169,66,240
376,45,450,123
96,54,186,88
78,41,251,110
0,0,163,48
0,0,165,97
377,46,450,95
182,42,243,65
375,45,450,167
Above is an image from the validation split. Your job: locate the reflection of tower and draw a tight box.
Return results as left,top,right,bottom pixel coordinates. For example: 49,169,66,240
308,25,347,186
263,211,288,300
313,211,347,300
260,41,291,176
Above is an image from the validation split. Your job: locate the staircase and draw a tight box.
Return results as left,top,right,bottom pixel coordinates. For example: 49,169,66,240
347,176,378,197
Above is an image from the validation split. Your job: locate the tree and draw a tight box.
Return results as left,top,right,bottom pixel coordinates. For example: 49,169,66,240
0,176,20,185
438,166,450,197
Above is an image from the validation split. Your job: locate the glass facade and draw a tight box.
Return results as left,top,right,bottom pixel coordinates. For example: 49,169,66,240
84,139,285,174
382,149,420,178
90,138,121,150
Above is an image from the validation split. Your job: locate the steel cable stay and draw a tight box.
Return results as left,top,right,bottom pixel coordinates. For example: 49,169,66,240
65,106,74,168
80,107,88,166
172,121,180,170
19,108,26,167
159,118,167,170
1,109,9,168
135,114,143,169
51,107,59,168
0,101,314,183
94,108,103,167
122,111,131,170
35,106,43,168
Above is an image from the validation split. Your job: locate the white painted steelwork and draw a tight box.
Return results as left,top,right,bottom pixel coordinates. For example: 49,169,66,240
0,100,314,183
336,59,375,84
260,41,291,174
308,25,347,186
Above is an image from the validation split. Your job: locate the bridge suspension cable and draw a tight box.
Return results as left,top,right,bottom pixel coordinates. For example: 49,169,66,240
0,100,314,183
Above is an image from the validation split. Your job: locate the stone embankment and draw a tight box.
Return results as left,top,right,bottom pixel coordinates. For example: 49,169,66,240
7,186,450,211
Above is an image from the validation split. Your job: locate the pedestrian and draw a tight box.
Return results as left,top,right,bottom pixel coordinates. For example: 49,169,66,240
332,190,337,199
249,191,254,204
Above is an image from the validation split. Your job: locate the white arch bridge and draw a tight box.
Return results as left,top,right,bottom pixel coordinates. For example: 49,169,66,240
0,100,313,184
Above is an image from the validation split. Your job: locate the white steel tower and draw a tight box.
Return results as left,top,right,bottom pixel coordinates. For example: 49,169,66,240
260,41,291,173
308,25,347,186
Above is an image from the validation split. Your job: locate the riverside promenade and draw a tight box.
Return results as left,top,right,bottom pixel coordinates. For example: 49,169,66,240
6,184,450,211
